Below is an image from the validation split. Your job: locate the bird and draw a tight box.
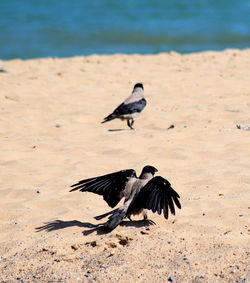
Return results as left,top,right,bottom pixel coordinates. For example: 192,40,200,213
101,83,146,130
69,165,181,230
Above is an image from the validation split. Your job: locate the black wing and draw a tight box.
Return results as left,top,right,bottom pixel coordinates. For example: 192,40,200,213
113,98,146,115
70,169,136,208
128,176,181,219
102,98,146,122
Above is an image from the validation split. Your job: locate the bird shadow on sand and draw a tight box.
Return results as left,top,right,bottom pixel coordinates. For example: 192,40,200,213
121,219,155,228
83,219,155,235
35,219,155,236
107,128,127,132
35,219,107,234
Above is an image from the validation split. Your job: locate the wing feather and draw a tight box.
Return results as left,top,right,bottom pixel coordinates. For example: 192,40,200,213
167,193,175,215
113,98,146,116
128,176,181,219
163,202,169,219
152,190,160,213
70,169,136,208
173,196,181,209
157,192,163,215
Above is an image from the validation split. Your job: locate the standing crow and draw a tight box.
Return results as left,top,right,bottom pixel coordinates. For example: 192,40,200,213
70,165,181,230
101,83,146,130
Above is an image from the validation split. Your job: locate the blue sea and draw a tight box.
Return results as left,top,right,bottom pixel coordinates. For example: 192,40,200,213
0,0,250,59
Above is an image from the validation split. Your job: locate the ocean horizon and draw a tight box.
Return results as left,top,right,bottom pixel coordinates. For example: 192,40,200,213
1,0,250,60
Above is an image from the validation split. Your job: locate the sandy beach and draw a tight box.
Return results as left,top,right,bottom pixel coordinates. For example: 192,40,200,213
0,49,249,282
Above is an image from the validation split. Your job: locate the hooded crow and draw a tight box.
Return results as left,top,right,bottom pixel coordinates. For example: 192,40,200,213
101,83,146,130
70,165,181,230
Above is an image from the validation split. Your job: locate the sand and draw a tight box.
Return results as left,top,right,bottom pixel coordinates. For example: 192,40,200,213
0,49,249,282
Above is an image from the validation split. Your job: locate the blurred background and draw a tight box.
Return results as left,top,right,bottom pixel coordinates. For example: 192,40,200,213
0,0,250,59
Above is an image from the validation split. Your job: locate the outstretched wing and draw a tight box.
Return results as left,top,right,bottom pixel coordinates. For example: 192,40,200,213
129,176,181,219
70,169,136,208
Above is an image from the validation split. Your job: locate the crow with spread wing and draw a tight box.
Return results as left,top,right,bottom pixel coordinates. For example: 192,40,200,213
70,165,181,230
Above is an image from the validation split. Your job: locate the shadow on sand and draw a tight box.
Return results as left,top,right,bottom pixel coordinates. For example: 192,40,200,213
35,219,155,236
107,128,127,132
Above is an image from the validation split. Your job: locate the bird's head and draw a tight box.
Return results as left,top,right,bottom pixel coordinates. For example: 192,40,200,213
140,165,158,178
133,83,144,90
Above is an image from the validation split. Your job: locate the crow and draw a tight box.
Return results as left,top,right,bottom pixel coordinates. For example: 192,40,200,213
101,83,146,130
70,165,181,230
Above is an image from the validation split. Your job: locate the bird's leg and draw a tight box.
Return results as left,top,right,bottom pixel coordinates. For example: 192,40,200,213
127,119,131,129
143,210,148,220
127,119,134,130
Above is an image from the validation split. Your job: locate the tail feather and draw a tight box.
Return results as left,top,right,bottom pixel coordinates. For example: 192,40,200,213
104,211,126,230
94,208,118,220
101,113,117,123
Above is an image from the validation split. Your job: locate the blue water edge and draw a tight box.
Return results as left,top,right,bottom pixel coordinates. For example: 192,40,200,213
0,0,250,59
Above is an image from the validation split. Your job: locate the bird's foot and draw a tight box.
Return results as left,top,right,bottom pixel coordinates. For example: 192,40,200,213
148,219,156,225
127,120,135,130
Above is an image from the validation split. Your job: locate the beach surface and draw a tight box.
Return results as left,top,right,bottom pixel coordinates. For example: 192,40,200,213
0,50,249,282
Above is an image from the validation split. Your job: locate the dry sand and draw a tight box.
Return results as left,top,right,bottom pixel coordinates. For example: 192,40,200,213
0,49,249,282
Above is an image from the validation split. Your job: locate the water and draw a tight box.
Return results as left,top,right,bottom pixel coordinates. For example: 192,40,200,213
0,0,250,59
